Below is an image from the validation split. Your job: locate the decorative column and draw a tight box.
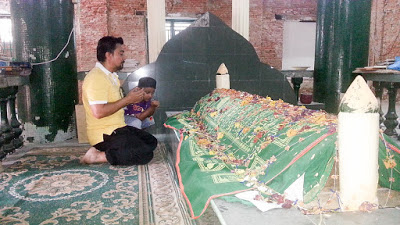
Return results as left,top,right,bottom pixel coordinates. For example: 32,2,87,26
9,86,23,149
338,75,379,211
147,0,166,63
291,77,303,104
232,0,249,40
382,82,399,137
314,0,371,113
372,81,384,125
0,75,28,170
0,87,15,155
0,126,3,171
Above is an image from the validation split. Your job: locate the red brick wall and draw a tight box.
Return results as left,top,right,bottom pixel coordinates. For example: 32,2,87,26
164,0,315,69
250,0,317,69
74,0,147,102
165,0,231,25
369,0,400,65
4,0,316,71
74,0,400,71
74,0,232,73
206,0,232,26
166,0,207,17
1,0,398,72
74,0,108,72
74,0,147,72
108,0,147,67
249,0,264,63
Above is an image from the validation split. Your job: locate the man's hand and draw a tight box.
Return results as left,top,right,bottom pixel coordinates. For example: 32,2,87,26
90,87,145,119
126,87,145,104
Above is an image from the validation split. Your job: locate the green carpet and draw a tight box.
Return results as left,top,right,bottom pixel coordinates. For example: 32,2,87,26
0,146,142,225
0,144,221,225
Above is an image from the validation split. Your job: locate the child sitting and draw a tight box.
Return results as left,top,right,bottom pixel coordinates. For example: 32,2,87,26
124,77,160,129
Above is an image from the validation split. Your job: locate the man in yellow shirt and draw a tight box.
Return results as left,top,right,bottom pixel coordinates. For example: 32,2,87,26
81,36,157,165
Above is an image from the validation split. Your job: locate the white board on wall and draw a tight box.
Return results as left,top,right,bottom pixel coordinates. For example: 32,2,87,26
282,21,316,70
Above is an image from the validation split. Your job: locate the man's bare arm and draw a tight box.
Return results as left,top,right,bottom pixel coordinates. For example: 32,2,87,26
90,88,144,119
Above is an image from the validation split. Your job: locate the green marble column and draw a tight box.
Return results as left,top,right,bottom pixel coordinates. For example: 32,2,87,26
0,87,14,156
314,0,371,113
11,0,78,142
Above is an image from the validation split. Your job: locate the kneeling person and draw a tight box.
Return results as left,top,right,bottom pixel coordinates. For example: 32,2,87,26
81,36,157,165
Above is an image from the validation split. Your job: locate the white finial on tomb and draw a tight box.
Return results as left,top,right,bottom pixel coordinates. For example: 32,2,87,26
339,75,379,113
216,63,229,75
338,75,379,211
216,63,230,89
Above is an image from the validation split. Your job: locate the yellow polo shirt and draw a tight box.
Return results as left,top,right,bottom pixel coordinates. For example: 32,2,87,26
82,63,125,145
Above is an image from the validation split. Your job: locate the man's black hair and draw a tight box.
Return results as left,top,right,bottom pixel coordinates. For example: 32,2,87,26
97,36,124,62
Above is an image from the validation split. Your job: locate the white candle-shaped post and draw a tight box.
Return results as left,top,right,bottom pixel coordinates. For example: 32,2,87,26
338,75,380,211
216,63,230,89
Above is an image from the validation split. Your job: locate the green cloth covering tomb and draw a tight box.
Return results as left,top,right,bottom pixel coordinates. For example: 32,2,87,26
164,89,400,219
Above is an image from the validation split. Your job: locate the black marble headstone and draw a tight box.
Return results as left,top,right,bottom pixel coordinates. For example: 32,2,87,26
123,12,296,134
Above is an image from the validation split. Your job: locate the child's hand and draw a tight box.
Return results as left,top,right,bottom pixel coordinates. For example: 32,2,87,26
151,100,160,108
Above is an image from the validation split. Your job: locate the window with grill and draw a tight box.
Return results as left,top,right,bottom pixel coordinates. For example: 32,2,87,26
165,19,195,41
0,15,13,60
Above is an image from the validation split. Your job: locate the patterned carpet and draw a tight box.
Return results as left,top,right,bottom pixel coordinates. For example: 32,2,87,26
0,143,220,225
142,143,221,225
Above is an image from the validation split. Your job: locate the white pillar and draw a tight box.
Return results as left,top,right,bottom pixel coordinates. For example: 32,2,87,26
232,0,249,40
338,75,380,211
147,0,166,63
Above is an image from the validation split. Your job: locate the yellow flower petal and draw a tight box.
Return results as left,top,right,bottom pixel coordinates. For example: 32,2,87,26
383,157,397,169
287,129,298,137
210,111,218,117
254,127,262,132
198,138,211,146
240,100,249,106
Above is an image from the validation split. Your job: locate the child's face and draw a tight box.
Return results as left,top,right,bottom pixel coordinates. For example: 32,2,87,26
143,87,155,101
